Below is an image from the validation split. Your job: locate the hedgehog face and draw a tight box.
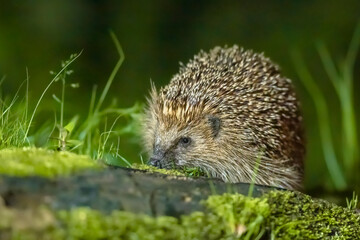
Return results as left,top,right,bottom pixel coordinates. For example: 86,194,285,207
147,115,221,170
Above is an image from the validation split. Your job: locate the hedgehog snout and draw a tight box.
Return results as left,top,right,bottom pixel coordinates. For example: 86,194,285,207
148,146,167,169
148,157,162,168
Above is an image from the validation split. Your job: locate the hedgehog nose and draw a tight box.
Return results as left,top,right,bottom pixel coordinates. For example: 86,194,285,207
148,146,165,168
149,157,165,168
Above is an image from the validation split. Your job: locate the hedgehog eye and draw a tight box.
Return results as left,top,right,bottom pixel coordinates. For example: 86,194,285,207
179,137,191,147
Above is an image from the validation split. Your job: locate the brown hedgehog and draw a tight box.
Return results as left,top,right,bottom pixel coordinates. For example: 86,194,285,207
143,45,305,190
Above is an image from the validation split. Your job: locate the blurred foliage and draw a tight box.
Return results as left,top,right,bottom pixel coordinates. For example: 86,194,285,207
293,22,360,191
0,0,359,193
0,38,143,168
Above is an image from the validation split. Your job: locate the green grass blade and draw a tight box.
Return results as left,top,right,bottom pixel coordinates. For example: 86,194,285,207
292,50,347,190
317,26,359,180
24,68,29,125
24,51,82,142
316,42,341,91
345,21,360,75
94,31,125,114
97,115,121,159
115,152,132,167
342,22,360,177
248,152,262,197
76,31,124,148
317,43,355,176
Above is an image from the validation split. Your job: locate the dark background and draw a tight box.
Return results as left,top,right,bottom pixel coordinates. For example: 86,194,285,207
0,0,359,191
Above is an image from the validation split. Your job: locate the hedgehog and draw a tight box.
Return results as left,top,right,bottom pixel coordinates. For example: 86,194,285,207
143,45,305,190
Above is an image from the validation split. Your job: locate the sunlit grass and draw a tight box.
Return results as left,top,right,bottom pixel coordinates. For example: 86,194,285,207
292,22,360,191
346,192,359,210
0,32,142,166
0,77,28,148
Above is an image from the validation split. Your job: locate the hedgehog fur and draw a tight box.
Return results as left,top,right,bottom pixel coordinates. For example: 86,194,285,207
143,45,305,190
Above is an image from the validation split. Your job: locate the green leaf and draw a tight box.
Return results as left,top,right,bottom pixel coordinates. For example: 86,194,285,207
64,116,79,134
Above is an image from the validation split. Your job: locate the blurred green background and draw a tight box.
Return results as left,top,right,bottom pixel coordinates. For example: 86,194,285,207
0,0,359,192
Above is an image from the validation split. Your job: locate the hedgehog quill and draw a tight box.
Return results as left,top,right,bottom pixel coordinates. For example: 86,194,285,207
143,46,305,190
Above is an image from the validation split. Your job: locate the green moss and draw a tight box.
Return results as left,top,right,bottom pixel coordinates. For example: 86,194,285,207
52,206,233,239
267,191,360,239
0,182,359,239
182,166,206,177
53,191,360,239
131,163,207,178
55,196,265,239
205,194,270,239
0,147,101,178
56,208,199,240
131,163,186,177
0,194,264,239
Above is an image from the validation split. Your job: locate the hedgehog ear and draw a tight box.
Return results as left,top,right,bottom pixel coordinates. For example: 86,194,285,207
206,115,221,138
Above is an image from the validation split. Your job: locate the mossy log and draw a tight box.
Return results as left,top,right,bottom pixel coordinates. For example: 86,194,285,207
0,148,359,239
0,166,274,217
